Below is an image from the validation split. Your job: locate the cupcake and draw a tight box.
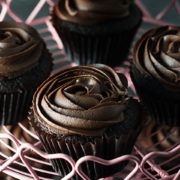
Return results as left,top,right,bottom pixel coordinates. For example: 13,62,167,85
0,21,52,125
29,64,142,179
51,0,142,66
131,26,180,126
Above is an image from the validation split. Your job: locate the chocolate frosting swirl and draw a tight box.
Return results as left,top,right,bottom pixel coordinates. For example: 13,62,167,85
33,64,129,136
133,26,180,90
54,0,133,25
0,21,43,79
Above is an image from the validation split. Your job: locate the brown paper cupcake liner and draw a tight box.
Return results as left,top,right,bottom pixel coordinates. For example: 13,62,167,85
55,30,139,66
0,89,34,125
145,100,180,126
29,111,141,180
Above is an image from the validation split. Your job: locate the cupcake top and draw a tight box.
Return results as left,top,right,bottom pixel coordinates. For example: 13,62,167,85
54,0,133,25
33,64,129,136
0,21,43,80
133,26,180,90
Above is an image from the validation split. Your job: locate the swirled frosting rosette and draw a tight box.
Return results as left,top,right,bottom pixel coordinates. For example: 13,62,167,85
33,64,129,136
0,21,43,79
31,64,141,179
133,26,180,90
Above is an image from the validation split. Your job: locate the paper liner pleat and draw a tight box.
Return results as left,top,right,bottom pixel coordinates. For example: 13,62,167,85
0,90,34,125
145,100,180,126
130,65,180,126
55,27,139,66
30,114,140,180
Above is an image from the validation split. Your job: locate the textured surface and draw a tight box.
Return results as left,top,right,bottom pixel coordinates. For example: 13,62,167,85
0,0,180,180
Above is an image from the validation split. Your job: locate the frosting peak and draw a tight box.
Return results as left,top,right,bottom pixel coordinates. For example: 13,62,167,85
33,64,129,136
133,26,180,90
0,21,43,79
55,0,133,25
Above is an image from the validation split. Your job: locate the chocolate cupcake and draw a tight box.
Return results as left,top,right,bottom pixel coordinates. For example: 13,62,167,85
0,21,52,125
30,64,142,179
51,0,142,66
131,26,180,126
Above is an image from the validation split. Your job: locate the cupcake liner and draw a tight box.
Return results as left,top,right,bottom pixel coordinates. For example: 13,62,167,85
51,4,142,66
144,99,180,126
29,104,141,180
0,89,34,125
55,28,139,66
130,65,180,126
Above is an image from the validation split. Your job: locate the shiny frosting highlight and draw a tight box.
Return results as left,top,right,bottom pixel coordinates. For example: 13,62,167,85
33,64,129,136
54,0,133,25
133,26,180,90
0,21,43,79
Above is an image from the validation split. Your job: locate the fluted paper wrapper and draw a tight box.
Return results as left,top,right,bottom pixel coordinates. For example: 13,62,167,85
29,112,141,179
51,4,142,66
131,65,180,126
54,28,139,66
0,89,35,125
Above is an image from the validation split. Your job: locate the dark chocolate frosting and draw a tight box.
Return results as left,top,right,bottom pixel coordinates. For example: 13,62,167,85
54,0,133,25
33,64,129,136
0,21,43,79
133,26,180,90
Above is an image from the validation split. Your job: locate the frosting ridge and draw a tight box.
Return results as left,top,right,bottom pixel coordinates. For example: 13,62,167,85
54,0,133,25
133,26,180,90
0,21,43,79
33,64,129,136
